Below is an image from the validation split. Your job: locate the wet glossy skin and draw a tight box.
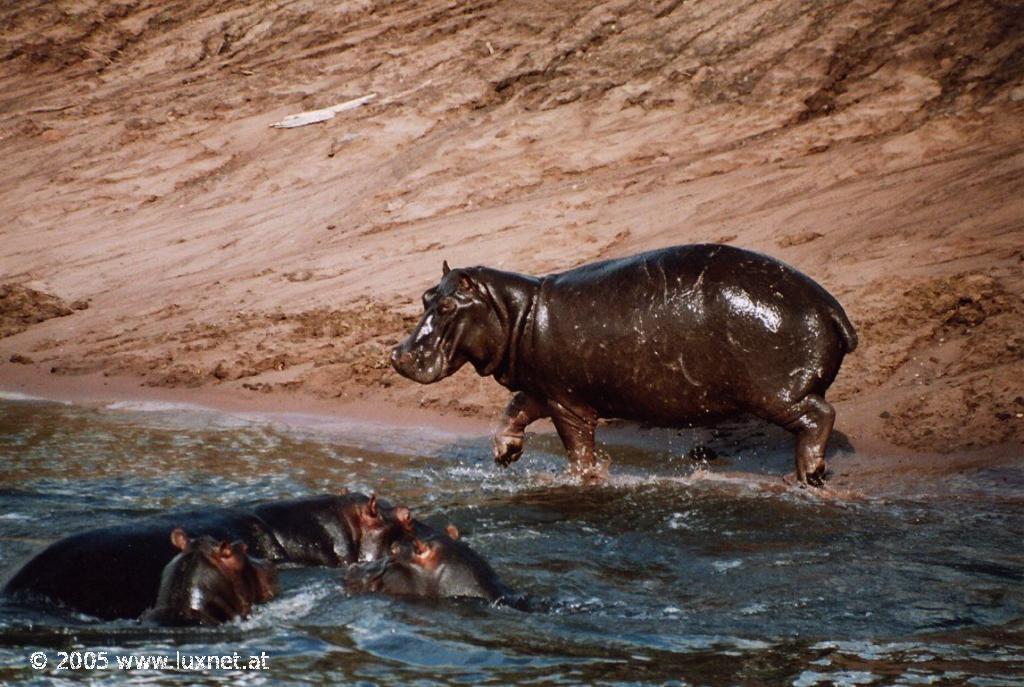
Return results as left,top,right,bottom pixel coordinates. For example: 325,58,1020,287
252,493,411,565
344,525,517,606
392,244,857,485
2,492,407,619
144,529,279,625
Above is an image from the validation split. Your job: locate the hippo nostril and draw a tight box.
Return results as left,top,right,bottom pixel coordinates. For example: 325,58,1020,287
390,348,416,370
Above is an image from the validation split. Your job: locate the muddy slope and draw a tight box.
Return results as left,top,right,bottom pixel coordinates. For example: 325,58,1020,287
1,0,1022,452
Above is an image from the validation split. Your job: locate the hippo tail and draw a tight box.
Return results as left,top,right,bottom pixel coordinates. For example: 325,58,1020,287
828,304,858,354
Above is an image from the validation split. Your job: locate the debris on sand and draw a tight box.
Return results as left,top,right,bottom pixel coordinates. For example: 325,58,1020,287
270,94,376,129
0,284,87,339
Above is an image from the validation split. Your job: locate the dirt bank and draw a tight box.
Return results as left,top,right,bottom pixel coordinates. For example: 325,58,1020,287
1,0,1022,456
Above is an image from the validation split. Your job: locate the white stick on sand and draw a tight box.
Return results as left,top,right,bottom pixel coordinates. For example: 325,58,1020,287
269,94,376,129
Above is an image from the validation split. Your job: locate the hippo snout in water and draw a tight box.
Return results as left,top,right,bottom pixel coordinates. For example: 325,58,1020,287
345,522,520,607
144,529,279,625
391,244,857,486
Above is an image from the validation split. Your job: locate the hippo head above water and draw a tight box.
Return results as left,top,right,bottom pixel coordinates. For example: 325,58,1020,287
344,524,517,606
391,245,858,486
145,529,278,625
351,495,415,563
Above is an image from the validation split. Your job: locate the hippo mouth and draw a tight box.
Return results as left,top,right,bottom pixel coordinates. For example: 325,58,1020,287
389,347,455,384
344,561,388,594
389,316,465,384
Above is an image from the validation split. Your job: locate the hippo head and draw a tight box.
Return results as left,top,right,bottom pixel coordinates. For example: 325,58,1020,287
145,529,279,625
344,525,510,604
391,262,506,383
347,494,415,563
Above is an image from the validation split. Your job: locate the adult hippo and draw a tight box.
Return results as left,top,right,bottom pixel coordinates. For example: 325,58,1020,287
143,529,279,625
3,492,408,619
391,244,857,486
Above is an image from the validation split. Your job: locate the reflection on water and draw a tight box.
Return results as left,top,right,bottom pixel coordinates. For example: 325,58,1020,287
0,398,1022,685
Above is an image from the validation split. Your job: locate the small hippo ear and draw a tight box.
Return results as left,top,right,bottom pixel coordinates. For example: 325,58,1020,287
367,494,379,518
218,541,233,558
394,506,413,531
339,487,349,495
412,538,429,556
170,528,190,551
442,260,451,275
446,524,460,540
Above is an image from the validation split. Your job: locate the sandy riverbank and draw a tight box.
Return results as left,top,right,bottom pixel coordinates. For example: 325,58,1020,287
1,0,1022,463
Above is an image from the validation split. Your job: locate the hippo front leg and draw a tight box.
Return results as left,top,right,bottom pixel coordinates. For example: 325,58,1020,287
493,392,550,468
548,401,605,485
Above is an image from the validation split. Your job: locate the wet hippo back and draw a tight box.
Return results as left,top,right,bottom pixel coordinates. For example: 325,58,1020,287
252,494,358,565
529,244,853,424
2,493,401,620
2,508,274,620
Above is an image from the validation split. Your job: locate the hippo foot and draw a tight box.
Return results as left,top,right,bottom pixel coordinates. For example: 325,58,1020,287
807,467,831,487
568,461,609,486
493,433,524,468
782,468,831,488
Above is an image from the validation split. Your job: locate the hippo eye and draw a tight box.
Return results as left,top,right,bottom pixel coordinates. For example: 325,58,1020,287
437,298,456,315
422,288,437,308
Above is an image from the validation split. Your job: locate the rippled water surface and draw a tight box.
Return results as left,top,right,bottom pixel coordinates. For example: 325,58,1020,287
1,397,1022,685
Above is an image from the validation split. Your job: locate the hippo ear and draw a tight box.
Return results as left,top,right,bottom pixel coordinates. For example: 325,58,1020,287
412,538,429,556
170,528,190,551
446,524,460,540
442,260,451,275
339,487,349,495
367,494,379,518
218,541,233,558
457,272,476,294
394,506,413,531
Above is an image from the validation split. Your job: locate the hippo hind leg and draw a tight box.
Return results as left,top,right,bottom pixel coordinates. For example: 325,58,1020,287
769,394,836,486
548,401,604,485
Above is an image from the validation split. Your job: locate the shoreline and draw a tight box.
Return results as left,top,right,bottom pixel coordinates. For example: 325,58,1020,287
4,364,1021,498
0,362,494,438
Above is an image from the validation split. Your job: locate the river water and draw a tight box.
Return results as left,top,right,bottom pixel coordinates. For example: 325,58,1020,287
0,395,1022,685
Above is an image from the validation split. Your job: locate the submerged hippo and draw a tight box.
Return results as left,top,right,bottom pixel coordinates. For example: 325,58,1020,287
251,492,409,565
3,492,408,620
345,522,520,607
143,529,278,625
391,244,857,485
